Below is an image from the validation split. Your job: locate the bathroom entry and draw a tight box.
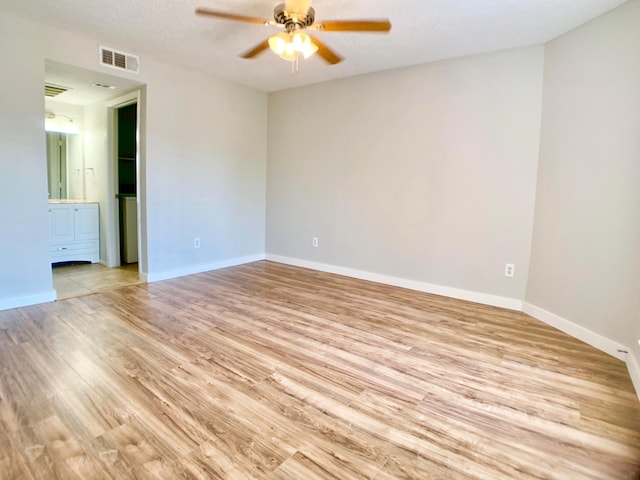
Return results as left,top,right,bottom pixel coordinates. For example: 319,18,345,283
116,102,138,264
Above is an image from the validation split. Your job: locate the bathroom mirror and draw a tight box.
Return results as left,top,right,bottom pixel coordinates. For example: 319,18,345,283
46,132,84,200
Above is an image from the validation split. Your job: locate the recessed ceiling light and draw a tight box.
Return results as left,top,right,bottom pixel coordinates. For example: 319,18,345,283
92,82,116,89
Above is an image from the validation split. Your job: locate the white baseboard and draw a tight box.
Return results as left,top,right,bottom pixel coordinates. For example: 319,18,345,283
627,351,640,401
0,290,57,312
522,302,628,362
146,254,266,283
266,254,522,311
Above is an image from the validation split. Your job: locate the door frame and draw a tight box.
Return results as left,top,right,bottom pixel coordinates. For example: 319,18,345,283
105,90,146,276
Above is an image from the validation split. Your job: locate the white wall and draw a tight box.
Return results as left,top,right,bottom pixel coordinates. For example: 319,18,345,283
526,0,640,359
267,47,544,306
0,16,55,309
0,11,267,308
83,100,109,263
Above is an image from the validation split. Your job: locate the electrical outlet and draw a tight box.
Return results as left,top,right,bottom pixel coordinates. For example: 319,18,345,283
312,237,318,248
504,263,515,278
194,237,200,249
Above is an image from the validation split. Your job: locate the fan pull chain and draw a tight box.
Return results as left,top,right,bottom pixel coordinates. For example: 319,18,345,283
291,52,300,76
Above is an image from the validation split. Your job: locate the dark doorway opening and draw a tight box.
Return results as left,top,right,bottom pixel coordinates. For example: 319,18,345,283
117,103,138,264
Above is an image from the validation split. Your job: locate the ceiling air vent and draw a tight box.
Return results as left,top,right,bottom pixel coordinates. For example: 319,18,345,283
99,46,140,74
45,83,69,97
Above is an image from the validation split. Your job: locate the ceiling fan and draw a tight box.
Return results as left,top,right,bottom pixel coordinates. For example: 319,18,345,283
195,0,391,65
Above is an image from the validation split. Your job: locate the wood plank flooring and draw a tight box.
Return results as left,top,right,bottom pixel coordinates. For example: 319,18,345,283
52,263,142,300
1,260,639,479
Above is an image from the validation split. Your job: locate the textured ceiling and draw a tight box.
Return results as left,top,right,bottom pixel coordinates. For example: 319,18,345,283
0,0,628,93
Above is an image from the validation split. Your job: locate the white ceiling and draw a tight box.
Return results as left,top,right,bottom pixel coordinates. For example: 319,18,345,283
45,60,144,106
1,0,628,93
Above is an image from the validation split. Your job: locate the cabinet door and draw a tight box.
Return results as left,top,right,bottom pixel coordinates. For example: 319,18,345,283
74,204,99,241
49,204,74,243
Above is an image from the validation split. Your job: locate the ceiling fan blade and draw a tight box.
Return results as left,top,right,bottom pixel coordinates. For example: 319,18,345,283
285,0,311,14
195,8,274,26
311,19,392,32
308,34,342,65
240,39,271,59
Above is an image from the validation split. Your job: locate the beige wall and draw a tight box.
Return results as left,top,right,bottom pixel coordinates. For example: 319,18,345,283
526,0,640,349
143,61,268,278
267,47,544,303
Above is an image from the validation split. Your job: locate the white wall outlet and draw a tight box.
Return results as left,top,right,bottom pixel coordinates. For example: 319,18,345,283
312,237,319,248
504,263,515,278
194,237,200,248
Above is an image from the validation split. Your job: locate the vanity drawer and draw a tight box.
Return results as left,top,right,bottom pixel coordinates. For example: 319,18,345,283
51,241,99,262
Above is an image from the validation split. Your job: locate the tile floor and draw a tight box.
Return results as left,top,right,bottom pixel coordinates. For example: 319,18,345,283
52,263,143,300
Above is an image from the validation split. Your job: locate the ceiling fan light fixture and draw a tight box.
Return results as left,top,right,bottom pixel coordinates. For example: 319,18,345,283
268,32,289,55
280,49,297,62
268,31,317,61
301,40,318,59
291,31,306,48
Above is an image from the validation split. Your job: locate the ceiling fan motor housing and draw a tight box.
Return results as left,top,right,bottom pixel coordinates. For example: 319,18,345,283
274,3,315,31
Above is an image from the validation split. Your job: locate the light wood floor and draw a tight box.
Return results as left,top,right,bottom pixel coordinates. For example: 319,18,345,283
52,263,142,300
1,261,639,479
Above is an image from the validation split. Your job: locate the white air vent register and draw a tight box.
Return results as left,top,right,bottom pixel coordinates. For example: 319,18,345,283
99,46,140,74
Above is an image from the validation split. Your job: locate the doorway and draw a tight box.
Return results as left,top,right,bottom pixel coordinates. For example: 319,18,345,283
116,102,139,266
44,60,147,299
